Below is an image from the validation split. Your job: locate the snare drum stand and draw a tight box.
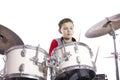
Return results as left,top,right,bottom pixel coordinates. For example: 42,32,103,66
49,67,54,80
48,56,56,80
108,22,119,80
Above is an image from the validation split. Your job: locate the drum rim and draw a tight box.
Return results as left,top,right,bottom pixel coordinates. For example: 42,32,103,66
57,65,96,75
54,42,90,50
52,42,93,56
4,73,45,80
4,45,48,55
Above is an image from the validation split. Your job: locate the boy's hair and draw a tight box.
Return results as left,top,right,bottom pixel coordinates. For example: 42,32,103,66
58,18,73,29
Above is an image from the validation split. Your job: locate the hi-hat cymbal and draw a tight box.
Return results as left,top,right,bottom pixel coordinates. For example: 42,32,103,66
85,14,120,38
0,24,24,55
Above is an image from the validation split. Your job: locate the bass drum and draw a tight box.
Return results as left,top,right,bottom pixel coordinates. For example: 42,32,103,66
50,42,96,80
4,45,48,80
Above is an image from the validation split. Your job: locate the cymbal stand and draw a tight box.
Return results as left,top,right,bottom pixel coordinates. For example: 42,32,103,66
108,21,120,80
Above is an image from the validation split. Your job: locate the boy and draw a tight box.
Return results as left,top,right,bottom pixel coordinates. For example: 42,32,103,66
48,18,93,80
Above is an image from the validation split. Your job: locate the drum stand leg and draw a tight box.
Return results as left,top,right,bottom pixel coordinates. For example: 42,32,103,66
49,67,54,80
109,23,119,80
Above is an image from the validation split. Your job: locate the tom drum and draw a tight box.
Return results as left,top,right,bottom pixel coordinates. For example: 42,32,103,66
4,45,48,80
50,42,96,80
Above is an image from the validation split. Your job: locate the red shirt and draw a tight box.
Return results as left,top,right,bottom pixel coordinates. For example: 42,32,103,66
48,39,61,56
48,37,76,57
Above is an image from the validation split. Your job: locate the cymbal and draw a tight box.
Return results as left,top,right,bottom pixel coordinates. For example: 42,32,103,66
0,24,24,55
85,14,120,38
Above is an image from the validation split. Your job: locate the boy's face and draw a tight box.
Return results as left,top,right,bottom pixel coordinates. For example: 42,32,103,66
59,22,74,39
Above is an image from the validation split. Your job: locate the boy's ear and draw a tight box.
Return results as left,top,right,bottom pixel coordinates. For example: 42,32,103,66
58,29,62,34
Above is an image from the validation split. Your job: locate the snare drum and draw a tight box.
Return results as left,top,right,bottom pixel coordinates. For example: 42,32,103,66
4,45,48,80
51,42,96,80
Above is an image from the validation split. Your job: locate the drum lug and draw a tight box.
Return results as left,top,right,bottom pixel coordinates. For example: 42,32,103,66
21,49,26,57
89,48,93,58
74,43,79,53
19,63,25,73
63,52,71,61
20,45,27,57
76,56,80,64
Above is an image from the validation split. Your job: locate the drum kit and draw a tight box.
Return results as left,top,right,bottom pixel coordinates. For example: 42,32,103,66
0,13,120,80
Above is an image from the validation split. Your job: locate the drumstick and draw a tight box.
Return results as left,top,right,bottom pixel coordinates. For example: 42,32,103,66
94,46,100,64
78,30,81,42
62,40,67,58
62,40,66,52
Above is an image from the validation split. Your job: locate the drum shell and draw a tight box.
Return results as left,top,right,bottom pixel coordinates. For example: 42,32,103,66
51,42,96,79
4,45,48,80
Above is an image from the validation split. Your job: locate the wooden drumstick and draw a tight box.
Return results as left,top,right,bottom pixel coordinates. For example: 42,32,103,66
94,46,100,64
61,40,66,58
78,31,81,42
62,40,66,52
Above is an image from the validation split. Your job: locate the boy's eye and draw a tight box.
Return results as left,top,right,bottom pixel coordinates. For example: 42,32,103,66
63,27,68,30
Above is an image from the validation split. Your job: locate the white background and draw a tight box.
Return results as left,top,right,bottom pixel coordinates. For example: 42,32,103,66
0,0,120,80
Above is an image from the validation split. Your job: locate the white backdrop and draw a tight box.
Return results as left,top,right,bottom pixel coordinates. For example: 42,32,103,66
0,0,120,80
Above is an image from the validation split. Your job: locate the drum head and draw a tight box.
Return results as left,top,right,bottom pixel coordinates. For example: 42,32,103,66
55,69,96,80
